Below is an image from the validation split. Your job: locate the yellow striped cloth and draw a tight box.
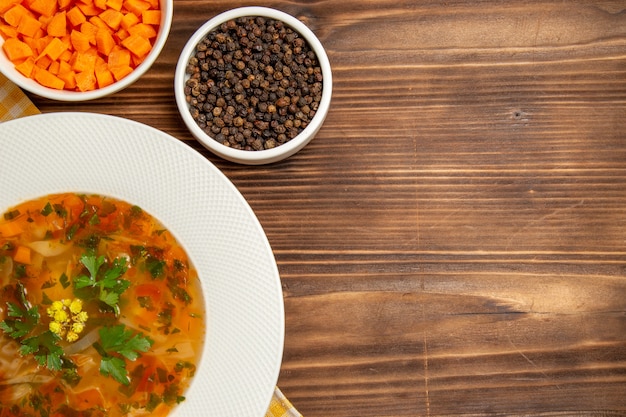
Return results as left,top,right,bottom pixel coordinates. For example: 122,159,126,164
0,74,40,121
0,71,302,417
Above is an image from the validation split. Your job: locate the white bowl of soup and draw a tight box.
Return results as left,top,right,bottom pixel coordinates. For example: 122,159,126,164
0,112,284,416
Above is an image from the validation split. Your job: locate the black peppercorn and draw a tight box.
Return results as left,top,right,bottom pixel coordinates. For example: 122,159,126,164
184,16,323,151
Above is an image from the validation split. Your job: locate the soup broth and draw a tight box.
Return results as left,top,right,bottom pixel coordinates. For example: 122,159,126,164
0,193,205,417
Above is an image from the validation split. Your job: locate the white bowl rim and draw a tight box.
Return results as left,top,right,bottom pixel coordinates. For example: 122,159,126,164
0,111,285,416
174,6,332,164
0,0,173,101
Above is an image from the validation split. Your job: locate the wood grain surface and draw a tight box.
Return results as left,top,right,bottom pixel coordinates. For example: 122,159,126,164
29,0,626,415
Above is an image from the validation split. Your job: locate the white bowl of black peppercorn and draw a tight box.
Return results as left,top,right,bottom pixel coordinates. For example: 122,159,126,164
174,6,332,165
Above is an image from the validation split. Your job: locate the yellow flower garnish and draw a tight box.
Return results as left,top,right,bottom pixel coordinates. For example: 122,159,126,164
53,310,69,323
47,298,88,342
50,300,63,312
69,299,83,314
49,321,63,335
71,322,85,334
74,311,88,323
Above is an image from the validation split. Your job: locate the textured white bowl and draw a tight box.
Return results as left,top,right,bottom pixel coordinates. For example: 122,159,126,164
175,6,332,165
0,112,284,417
0,0,172,101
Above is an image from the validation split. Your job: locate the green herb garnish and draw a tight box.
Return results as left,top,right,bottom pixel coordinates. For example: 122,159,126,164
59,272,70,289
74,254,130,315
146,257,166,279
94,324,154,385
3,209,20,220
0,284,67,372
0,283,39,338
20,331,64,370
40,202,53,216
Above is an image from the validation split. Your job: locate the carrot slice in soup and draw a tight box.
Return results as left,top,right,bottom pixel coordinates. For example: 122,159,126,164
0,220,23,237
13,246,32,265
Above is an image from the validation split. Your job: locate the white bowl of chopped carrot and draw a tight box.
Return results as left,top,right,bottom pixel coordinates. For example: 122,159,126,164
0,0,172,101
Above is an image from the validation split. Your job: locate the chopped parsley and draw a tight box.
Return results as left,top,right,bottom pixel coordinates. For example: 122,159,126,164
73,254,130,315
40,202,53,216
0,283,39,338
94,325,153,385
3,209,20,220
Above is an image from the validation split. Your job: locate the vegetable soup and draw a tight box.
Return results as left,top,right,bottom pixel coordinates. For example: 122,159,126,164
0,193,205,417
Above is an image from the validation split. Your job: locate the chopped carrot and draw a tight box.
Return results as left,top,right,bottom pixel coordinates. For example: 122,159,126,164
56,60,76,87
88,14,108,30
119,11,137,29
105,0,122,11
20,35,37,51
1,0,161,91
69,28,90,52
58,46,72,61
120,33,149,56
98,7,121,29
38,35,67,59
29,0,57,17
16,14,41,37
14,55,35,76
71,48,96,72
35,53,52,68
57,0,72,9
0,23,18,38
2,37,33,60
130,50,143,66
79,20,98,44
114,26,128,41
45,10,65,36
107,45,128,66
35,34,51,53
109,62,131,80
57,58,71,72
0,0,21,15
13,245,32,264
3,4,33,27
74,68,95,90
37,13,52,30
127,22,154,39
0,220,23,237
48,58,59,73
95,26,114,54
140,9,158,25
94,58,113,87
76,1,101,16
66,6,86,26
122,0,149,16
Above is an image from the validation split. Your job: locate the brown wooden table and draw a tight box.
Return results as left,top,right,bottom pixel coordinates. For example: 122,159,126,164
28,1,626,415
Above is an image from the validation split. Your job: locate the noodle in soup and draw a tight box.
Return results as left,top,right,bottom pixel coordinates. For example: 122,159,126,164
0,193,205,417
